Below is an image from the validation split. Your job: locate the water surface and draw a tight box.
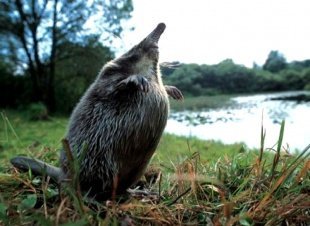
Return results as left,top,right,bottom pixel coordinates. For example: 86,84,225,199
165,91,310,151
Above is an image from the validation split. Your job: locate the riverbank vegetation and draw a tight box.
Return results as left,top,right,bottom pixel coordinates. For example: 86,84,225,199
0,111,309,225
163,52,310,98
169,94,235,111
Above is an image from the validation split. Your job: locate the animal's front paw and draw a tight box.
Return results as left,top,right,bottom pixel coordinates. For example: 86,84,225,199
116,75,150,93
165,85,183,100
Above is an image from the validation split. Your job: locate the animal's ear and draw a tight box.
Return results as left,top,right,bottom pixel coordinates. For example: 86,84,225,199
165,85,183,100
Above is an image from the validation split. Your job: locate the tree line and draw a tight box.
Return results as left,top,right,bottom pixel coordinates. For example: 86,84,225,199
0,0,132,113
1,1,309,114
163,51,310,97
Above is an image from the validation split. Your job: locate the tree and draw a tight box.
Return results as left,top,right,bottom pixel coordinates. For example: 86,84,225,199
214,59,256,93
55,36,114,113
263,50,287,73
302,68,310,90
0,0,133,111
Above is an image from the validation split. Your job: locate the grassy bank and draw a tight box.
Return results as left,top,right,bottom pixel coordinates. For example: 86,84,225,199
0,110,309,225
169,94,234,111
169,91,310,111
0,110,246,166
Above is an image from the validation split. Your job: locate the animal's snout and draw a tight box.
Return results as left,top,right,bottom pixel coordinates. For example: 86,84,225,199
147,23,166,43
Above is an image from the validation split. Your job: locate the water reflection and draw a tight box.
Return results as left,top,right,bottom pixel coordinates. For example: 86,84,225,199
165,91,310,150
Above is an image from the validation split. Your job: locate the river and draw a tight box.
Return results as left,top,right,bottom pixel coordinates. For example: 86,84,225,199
165,91,310,151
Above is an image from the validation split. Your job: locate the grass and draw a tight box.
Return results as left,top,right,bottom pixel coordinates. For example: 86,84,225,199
0,110,247,167
169,94,235,111
0,110,309,225
0,111,66,167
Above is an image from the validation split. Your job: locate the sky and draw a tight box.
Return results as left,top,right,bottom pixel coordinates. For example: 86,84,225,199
114,0,310,67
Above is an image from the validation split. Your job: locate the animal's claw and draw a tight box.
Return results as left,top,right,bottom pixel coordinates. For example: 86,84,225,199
165,85,184,100
116,75,149,93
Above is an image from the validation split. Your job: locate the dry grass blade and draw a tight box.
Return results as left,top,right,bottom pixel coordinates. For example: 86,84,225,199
252,143,310,219
56,197,68,226
295,159,310,183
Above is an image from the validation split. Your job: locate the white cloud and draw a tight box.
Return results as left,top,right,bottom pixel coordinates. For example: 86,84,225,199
115,0,310,67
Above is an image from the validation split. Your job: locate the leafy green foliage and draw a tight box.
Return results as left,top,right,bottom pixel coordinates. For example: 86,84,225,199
54,36,114,113
0,0,133,111
18,194,37,212
302,68,310,90
263,50,287,73
26,103,49,121
163,55,310,96
0,61,32,108
0,202,8,225
102,0,133,36
0,38,114,114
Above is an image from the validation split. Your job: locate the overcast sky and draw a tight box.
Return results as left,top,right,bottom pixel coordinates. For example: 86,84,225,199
114,0,310,67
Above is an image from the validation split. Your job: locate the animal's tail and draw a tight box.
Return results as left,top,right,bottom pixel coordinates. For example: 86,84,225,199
10,156,62,182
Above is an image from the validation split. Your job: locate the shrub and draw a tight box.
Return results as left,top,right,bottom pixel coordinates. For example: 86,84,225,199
26,102,49,121
304,83,310,91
